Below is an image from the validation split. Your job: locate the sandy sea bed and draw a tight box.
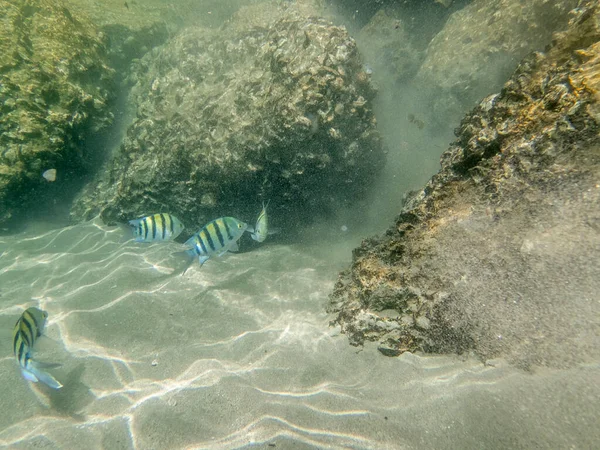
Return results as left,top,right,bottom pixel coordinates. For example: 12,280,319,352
0,219,598,449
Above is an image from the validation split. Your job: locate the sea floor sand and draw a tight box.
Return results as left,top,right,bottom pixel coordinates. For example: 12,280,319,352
0,219,598,449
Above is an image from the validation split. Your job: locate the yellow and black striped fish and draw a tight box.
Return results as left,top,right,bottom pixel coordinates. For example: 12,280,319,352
184,217,248,266
13,307,62,389
129,213,185,242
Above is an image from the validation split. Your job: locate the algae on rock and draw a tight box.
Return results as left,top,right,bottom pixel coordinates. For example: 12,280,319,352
71,7,385,232
328,3,600,369
0,0,115,226
414,0,580,133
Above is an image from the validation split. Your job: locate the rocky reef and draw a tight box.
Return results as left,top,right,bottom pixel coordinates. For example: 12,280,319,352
414,0,580,133
0,0,115,226
71,5,385,232
356,9,422,85
328,3,600,369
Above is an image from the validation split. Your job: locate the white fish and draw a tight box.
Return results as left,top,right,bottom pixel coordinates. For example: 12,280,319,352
251,201,270,243
42,169,57,182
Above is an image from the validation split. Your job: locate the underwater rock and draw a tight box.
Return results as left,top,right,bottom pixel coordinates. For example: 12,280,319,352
57,1,281,82
0,0,115,226
357,9,423,85
414,0,580,134
71,5,385,231
328,3,600,369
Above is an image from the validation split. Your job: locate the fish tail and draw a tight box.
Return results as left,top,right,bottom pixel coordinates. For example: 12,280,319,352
172,249,196,275
26,360,63,389
115,223,136,242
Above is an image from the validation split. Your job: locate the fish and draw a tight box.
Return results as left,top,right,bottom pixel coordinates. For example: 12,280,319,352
13,307,62,389
128,213,185,243
251,201,270,243
408,113,425,130
183,217,248,267
42,169,57,182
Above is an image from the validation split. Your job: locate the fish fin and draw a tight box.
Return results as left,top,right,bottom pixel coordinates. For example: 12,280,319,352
172,249,195,275
228,241,240,252
21,368,39,383
113,223,136,243
250,233,259,242
25,361,63,389
198,255,210,266
127,218,143,227
268,228,280,235
246,226,255,234
172,249,196,259
31,360,62,370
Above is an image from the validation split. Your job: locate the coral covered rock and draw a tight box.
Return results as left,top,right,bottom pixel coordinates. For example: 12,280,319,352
0,0,115,226
357,9,422,85
71,7,384,231
415,0,579,133
328,3,600,369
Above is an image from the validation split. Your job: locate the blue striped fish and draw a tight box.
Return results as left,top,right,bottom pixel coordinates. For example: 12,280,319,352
13,307,62,389
184,217,248,266
129,213,185,243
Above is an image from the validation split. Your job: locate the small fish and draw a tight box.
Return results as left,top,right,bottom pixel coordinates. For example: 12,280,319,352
42,169,57,182
128,213,185,243
13,307,62,389
183,217,248,267
435,0,453,7
408,114,425,130
251,201,270,243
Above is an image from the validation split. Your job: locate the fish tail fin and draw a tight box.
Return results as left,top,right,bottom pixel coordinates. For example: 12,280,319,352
172,249,196,275
26,360,63,389
127,218,142,228
115,223,136,242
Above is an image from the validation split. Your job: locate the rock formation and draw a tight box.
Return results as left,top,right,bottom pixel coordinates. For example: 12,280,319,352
0,0,115,226
328,3,600,369
414,0,580,133
71,5,385,232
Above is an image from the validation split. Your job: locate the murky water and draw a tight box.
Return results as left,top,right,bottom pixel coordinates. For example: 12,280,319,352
0,220,597,449
1,0,599,448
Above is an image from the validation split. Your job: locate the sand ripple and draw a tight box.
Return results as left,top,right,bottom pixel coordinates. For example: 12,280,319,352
0,219,598,449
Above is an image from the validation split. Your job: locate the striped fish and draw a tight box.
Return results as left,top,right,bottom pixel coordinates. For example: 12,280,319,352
13,307,62,389
129,213,185,243
184,217,248,266
250,201,270,243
